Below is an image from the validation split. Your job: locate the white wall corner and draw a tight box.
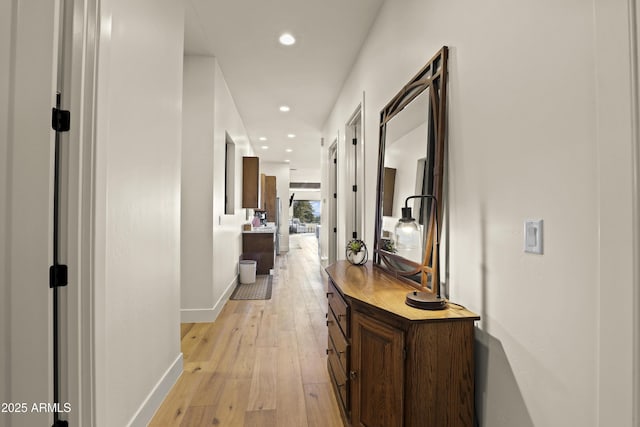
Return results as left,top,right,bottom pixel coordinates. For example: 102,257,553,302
180,275,237,323
594,0,638,425
126,353,183,427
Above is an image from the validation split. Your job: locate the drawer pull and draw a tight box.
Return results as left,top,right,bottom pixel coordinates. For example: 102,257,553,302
326,320,334,326
350,370,358,380
326,292,334,298
326,348,333,355
337,382,346,389
338,313,346,320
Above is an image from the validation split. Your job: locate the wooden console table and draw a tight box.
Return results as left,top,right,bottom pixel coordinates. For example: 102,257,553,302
325,260,480,427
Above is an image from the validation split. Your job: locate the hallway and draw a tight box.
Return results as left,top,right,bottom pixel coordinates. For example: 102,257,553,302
150,234,343,426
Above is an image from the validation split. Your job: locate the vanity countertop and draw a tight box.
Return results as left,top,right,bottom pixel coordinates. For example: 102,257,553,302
243,227,276,234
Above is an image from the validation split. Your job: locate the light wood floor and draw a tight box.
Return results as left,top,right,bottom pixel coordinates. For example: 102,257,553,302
149,234,343,427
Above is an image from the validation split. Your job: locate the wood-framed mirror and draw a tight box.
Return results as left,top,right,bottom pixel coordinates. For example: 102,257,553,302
373,46,448,294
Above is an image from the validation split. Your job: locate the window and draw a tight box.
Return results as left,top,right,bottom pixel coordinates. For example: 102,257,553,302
291,199,320,234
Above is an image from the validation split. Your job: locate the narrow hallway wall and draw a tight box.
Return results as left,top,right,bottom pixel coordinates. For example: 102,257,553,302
181,56,216,318
181,55,254,322
93,0,185,425
211,60,254,304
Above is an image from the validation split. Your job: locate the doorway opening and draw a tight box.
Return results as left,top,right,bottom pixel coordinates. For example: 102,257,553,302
291,199,321,234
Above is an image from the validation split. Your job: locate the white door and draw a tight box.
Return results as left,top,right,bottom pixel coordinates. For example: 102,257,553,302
1,1,78,426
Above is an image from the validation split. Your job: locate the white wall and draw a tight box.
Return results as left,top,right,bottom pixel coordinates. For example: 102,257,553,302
262,162,291,252
181,56,215,315
180,56,253,322
290,167,321,183
93,0,184,425
321,0,635,425
211,59,255,313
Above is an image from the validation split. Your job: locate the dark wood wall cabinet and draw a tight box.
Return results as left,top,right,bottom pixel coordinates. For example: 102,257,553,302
382,167,396,217
326,261,480,427
262,175,277,222
242,156,259,208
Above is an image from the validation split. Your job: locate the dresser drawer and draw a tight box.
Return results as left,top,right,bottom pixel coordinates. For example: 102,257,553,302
328,308,349,373
327,280,349,337
328,346,349,412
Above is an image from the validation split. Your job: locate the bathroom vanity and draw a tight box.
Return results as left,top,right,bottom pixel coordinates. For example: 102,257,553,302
242,228,275,274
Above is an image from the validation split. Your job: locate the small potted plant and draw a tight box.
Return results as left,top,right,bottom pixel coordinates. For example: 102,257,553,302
346,239,368,265
381,238,396,253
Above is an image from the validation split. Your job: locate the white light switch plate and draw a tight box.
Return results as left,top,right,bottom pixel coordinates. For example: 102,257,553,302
524,219,543,254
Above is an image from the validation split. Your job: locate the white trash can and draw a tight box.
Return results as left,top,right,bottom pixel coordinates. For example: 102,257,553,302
239,260,257,284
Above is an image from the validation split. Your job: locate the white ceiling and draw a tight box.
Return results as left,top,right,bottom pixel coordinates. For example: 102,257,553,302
184,0,385,180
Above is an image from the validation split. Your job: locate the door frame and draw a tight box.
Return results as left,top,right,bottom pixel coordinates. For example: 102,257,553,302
328,140,338,264
345,99,365,242
633,1,640,422
57,0,99,424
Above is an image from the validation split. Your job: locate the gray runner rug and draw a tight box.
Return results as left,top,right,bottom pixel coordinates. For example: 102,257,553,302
230,275,273,300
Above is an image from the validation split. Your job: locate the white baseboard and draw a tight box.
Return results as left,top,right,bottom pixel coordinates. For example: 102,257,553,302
126,353,183,427
180,276,237,323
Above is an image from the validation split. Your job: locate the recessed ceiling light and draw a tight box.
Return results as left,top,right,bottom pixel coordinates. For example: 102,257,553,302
285,148,293,153
279,105,290,112
261,145,269,150
279,33,296,46
287,134,296,138
259,137,267,141
285,159,290,163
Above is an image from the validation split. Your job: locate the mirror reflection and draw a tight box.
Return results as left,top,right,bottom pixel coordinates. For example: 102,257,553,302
380,90,432,265
373,46,448,292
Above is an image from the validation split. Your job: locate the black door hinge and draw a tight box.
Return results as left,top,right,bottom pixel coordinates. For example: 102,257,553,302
352,138,357,146
352,232,357,239
333,193,337,199
333,227,337,233
352,185,357,192
333,158,337,164
51,107,70,132
53,420,69,427
49,264,68,288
